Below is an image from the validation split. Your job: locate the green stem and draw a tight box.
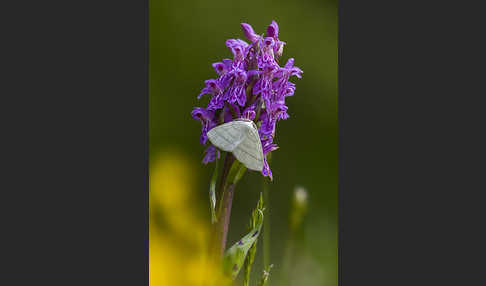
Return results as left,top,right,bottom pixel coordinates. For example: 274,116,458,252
211,155,247,260
280,236,294,286
217,182,236,257
263,154,272,269
209,153,235,264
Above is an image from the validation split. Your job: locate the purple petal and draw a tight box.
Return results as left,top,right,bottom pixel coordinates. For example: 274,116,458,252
237,88,246,106
242,105,256,120
226,39,249,62
191,107,212,122
284,58,295,69
222,58,233,67
198,87,210,99
263,143,279,155
275,40,285,57
247,69,261,78
291,66,303,78
264,37,275,48
212,62,227,75
266,20,279,38
207,95,225,110
241,23,261,42
203,145,220,164
262,157,273,180
259,113,276,137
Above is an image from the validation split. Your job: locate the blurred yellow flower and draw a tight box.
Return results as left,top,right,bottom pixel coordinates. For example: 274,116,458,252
149,149,227,286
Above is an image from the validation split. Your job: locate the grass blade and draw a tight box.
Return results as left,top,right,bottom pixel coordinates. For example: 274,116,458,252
257,264,274,286
209,158,220,223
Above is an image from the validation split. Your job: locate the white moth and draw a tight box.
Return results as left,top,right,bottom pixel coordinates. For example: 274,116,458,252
207,119,264,171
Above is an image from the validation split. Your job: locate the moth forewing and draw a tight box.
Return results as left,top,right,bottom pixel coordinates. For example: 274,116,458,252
207,119,264,171
207,121,247,152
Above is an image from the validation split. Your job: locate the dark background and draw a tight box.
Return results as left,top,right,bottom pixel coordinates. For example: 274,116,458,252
3,0,485,285
149,0,337,285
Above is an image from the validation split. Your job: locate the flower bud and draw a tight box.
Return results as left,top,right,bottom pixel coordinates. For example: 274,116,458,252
290,186,308,232
266,20,279,38
241,23,261,43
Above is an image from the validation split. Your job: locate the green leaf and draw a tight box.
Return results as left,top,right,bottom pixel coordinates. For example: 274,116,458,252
244,241,257,286
225,160,247,187
243,193,265,286
222,206,263,280
209,159,220,224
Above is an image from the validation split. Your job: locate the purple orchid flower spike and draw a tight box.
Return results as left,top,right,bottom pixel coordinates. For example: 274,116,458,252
191,21,302,179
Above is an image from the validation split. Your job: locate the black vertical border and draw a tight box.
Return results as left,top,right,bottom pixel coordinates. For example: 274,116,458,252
145,0,150,283
339,0,485,285
2,0,149,284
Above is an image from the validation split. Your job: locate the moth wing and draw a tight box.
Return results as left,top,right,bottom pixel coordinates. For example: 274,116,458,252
232,121,264,171
207,121,247,152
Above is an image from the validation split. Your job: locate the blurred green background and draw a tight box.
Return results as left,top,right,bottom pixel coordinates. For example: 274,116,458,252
149,0,337,285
